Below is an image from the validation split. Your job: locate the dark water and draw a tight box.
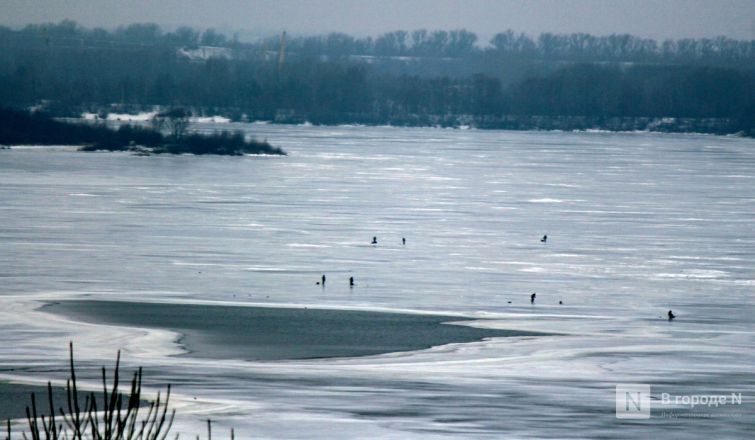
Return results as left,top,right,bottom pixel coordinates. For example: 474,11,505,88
0,382,69,420
44,300,540,361
0,382,143,421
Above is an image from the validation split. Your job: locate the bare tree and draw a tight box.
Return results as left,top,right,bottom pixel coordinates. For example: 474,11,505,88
11,342,174,440
152,108,190,142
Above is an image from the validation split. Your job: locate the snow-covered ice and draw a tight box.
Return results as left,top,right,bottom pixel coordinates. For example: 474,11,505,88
0,125,753,438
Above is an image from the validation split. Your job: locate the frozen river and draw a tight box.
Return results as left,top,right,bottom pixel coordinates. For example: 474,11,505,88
1,124,753,438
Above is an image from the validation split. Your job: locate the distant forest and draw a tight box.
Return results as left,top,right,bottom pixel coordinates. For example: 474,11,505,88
0,107,285,155
1,21,753,134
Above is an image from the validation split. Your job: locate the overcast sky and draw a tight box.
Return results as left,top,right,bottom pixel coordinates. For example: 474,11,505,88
2,0,754,41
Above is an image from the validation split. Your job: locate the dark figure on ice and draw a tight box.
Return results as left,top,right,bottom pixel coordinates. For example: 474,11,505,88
668,310,675,320
349,276,354,287
372,236,378,245
402,237,406,245
541,235,548,243
322,274,326,286
531,293,536,304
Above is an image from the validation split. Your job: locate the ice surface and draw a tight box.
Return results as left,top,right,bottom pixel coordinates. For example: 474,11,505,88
0,125,753,438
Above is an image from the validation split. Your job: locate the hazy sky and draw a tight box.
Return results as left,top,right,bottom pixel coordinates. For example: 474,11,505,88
2,0,754,41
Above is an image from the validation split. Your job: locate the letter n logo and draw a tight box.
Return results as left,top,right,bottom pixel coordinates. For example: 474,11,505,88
616,384,651,419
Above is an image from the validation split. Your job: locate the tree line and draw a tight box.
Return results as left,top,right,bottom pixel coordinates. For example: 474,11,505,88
270,29,755,66
0,107,285,155
1,21,753,134
4,21,753,66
